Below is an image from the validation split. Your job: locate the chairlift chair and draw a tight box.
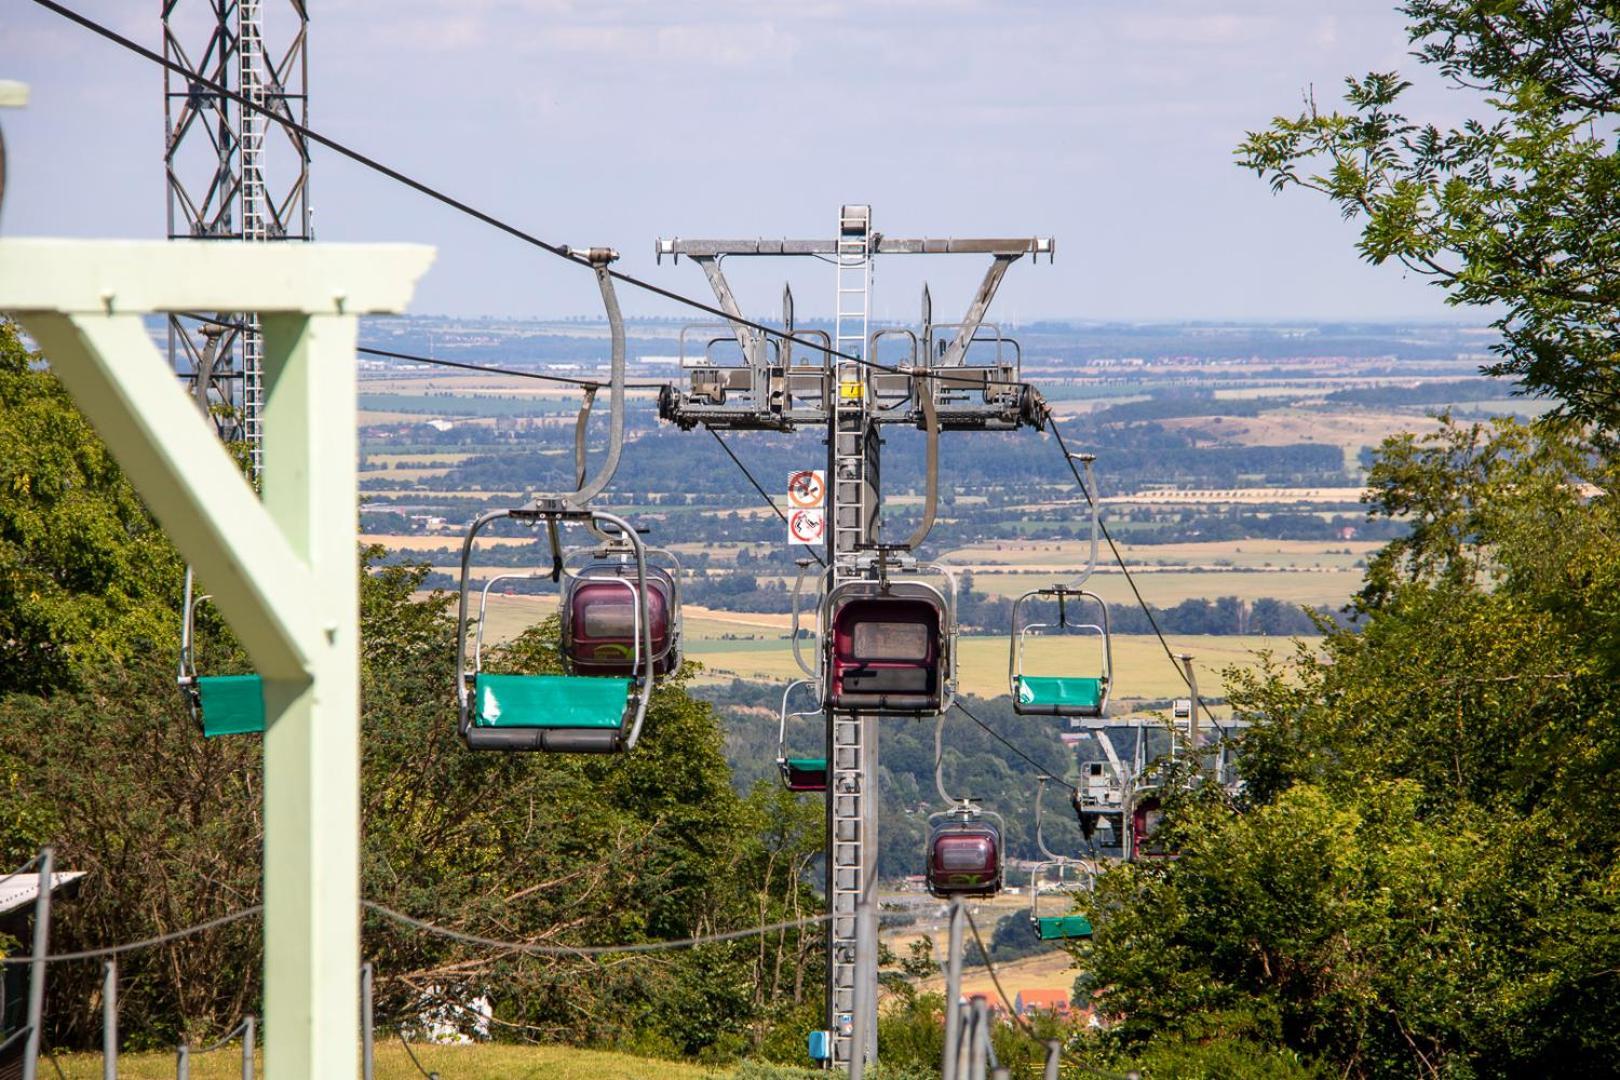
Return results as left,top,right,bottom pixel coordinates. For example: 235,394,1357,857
925,711,1004,898
1131,796,1174,861
823,568,956,716
1010,587,1111,717
452,245,662,753
775,678,827,792
1029,777,1093,940
178,568,265,737
456,505,655,753
1028,862,1094,941
926,805,1005,898
562,542,684,678
1009,453,1112,718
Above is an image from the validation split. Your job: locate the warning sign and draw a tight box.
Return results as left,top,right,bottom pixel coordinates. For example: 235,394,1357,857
788,508,825,545
786,469,826,509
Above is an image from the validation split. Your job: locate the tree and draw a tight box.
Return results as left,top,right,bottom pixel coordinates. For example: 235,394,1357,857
0,325,827,1059
0,320,184,693
1238,3,1620,430
1080,417,1620,1078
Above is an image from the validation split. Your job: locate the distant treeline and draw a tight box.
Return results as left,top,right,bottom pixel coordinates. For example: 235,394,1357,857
1092,391,1270,424
1324,378,1519,407
422,425,1351,501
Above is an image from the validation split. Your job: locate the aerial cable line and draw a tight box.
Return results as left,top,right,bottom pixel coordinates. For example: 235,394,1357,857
32,0,1037,394
37,1,1247,746
951,700,1077,794
0,907,264,965
178,311,666,389
5,901,884,965
706,427,826,568
364,900,864,956
1047,418,1236,745
353,345,668,389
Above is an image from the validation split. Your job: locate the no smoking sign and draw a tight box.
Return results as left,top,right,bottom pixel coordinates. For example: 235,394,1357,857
786,469,826,509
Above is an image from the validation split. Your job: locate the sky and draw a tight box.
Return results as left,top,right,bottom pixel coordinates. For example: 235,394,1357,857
3,1,1488,324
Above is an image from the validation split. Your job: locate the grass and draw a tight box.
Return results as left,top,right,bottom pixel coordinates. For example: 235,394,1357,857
48,1043,730,1079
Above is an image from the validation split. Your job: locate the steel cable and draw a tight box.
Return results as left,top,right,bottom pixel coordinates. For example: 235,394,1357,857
705,427,826,567
951,700,1077,794
178,312,667,389
0,906,263,965
30,0,1036,394
363,900,833,956
1046,418,1238,747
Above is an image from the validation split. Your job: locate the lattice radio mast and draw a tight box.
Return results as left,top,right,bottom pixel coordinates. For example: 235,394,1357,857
163,0,311,476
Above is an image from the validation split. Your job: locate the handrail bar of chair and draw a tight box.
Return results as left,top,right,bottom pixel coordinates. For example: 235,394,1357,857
474,571,547,670
456,509,517,735
777,678,819,765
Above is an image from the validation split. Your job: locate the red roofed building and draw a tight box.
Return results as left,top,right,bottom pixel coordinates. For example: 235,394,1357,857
1014,988,1071,1017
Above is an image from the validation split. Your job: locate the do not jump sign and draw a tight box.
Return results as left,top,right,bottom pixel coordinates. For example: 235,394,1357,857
788,508,825,546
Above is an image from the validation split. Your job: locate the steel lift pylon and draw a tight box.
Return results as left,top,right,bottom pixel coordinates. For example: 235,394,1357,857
657,207,1053,1072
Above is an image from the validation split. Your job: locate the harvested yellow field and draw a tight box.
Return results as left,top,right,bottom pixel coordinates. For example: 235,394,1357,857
1099,486,1368,506
967,568,1361,608
688,632,1302,704
366,452,480,466
1162,407,1441,450
946,538,1377,570
357,410,433,424
364,534,531,552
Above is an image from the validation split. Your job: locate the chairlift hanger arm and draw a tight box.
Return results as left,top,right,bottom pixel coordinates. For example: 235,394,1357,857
1033,777,1063,864
899,374,941,553
566,248,626,508
790,560,829,679
1071,454,1100,590
934,712,958,806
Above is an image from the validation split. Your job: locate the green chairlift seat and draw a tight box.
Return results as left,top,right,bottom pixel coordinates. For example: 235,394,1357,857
196,674,266,737
780,756,829,792
1035,914,1093,941
472,673,632,728
1015,675,1103,714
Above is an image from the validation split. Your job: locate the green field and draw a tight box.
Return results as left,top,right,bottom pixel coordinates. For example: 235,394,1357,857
48,1043,728,1079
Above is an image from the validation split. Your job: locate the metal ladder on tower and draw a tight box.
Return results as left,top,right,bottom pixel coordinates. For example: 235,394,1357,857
238,0,267,479
831,203,870,561
827,203,871,1070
